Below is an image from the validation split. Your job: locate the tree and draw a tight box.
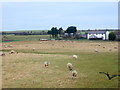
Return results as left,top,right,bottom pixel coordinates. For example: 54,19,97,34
47,30,52,39
51,27,59,38
58,27,63,37
108,32,116,41
66,26,77,37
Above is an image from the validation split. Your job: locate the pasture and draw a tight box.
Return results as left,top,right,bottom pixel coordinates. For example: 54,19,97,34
1,39,119,88
2,35,50,42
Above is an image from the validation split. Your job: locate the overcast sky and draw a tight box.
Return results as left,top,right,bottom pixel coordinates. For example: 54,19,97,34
2,2,118,31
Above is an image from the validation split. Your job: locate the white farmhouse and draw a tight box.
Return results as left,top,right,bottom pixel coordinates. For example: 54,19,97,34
87,31,109,40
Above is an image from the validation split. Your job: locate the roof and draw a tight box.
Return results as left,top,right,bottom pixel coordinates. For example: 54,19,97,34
87,31,107,34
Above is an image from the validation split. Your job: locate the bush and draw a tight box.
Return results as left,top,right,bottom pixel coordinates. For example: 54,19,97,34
108,32,116,41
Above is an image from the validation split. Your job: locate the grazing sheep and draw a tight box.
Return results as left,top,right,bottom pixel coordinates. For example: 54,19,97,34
3,44,7,48
9,50,15,54
4,45,7,48
8,45,13,47
67,63,73,71
73,55,78,59
95,49,98,52
44,61,50,68
0,52,5,56
32,48,35,51
72,70,77,79
98,44,101,46
103,47,105,48
39,42,42,44
114,47,117,49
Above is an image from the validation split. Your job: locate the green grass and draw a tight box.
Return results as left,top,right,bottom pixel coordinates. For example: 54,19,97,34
2,37,119,88
2,50,118,88
3,53,118,88
1,30,49,33
2,35,50,42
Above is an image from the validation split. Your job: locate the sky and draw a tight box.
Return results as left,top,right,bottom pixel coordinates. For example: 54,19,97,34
1,1,118,31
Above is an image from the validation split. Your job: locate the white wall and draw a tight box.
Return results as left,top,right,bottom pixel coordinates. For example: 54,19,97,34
87,33,106,40
105,31,110,40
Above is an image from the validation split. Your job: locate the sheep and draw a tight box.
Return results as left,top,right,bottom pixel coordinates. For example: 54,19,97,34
98,44,101,46
3,45,7,48
72,70,78,79
39,42,42,44
9,50,15,54
73,55,78,59
3,44,7,48
103,46,105,48
8,45,13,47
67,63,73,71
95,49,98,52
32,48,35,51
0,52,5,56
44,61,50,68
114,47,117,49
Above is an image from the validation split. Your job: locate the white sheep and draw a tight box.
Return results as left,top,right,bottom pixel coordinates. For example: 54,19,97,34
72,70,78,79
39,42,42,44
0,52,5,56
98,44,101,46
73,55,78,59
4,45,7,48
95,49,98,52
44,61,50,68
8,45,13,47
9,50,15,54
67,63,73,71
3,44,7,48
32,48,35,51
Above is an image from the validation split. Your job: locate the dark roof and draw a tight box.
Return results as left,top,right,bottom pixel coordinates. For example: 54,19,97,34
87,31,106,34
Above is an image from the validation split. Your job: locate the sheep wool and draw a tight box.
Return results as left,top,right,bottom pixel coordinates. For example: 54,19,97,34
72,70,77,79
67,63,73,71
44,61,50,68
73,55,78,59
10,50,15,54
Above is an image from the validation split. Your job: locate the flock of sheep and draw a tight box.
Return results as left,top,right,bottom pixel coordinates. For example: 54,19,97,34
94,43,117,52
44,54,78,79
1,43,78,79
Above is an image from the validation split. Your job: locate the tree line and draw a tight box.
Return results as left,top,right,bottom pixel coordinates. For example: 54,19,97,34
47,26,77,38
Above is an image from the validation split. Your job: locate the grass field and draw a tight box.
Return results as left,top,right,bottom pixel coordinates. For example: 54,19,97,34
1,36,119,88
2,35,50,42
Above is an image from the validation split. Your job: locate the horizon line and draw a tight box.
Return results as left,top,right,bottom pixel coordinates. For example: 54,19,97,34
1,28,118,32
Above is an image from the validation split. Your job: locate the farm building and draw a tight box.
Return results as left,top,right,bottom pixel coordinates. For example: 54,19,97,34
87,31,110,40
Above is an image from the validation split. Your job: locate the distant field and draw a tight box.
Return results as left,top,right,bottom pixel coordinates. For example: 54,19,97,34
1,39,119,88
2,35,50,42
1,30,49,33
